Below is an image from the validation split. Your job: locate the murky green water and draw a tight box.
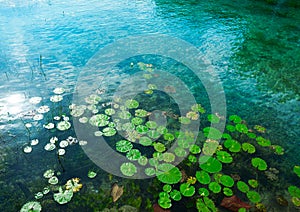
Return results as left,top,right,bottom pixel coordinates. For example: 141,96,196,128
0,0,299,211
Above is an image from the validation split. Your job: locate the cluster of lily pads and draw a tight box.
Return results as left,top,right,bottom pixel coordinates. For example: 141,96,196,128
18,61,299,211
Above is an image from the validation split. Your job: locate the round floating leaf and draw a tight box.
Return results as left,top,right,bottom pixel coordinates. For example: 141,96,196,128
246,191,261,203
163,184,172,193
138,156,148,166
157,126,168,134
254,125,266,133
53,187,73,204
180,183,195,197
224,139,241,152
116,140,133,153
147,130,161,139
216,151,233,163
203,127,222,140
156,163,182,184
136,125,149,134
242,143,256,154
202,140,219,155
135,109,148,117
235,123,248,134
126,149,141,160
20,201,42,212
102,127,116,136
251,157,267,171
145,167,156,176
191,104,205,114
163,133,175,141
208,182,221,193
154,142,166,153
248,179,258,188
272,145,284,155
256,136,271,147
219,175,234,187
199,156,222,173
120,162,137,176
118,110,132,119
186,111,199,120
121,122,135,131
48,176,59,185
88,170,97,179
196,171,211,185
125,99,139,109
178,117,191,124
223,187,233,196
188,155,197,163
89,114,109,127
226,124,236,132
131,117,143,125
288,186,300,198
146,121,157,129
139,136,153,146
189,145,201,154
237,181,250,193
229,115,242,124
43,169,55,178
170,189,182,201
198,188,209,197
238,208,247,212
56,121,71,131
162,152,175,163
158,192,172,209
292,197,300,207
44,143,56,151
104,108,115,115
294,166,300,178
207,114,220,123
174,147,187,157
247,132,256,139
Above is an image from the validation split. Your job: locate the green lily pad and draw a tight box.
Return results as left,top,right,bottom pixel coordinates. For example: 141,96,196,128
191,104,205,114
178,117,191,124
87,170,97,179
180,183,195,197
272,145,284,155
89,114,110,127
188,155,197,163
131,117,144,125
145,121,157,129
156,163,182,184
53,187,73,204
118,110,132,119
154,142,166,153
116,140,133,153
135,109,149,117
196,171,211,185
294,166,300,178
224,139,241,152
174,147,187,157
170,189,182,201
219,175,234,187
226,124,236,132
254,125,266,133
251,157,267,171
256,136,271,147
102,127,116,136
189,145,201,154
138,156,148,166
223,187,233,196
199,156,222,173
246,191,261,203
203,127,222,140
147,130,161,139
56,121,71,131
208,182,221,193
247,132,256,139
48,176,59,185
216,151,233,163
248,179,258,188
145,167,156,176
136,125,149,134
292,197,300,207
237,181,249,193
163,184,172,193
126,149,141,160
235,123,248,134
120,162,137,177
207,114,220,123
139,136,153,146
202,140,219,155
229,115,242,124
288,186,300,198
163,133,175,141
20,201,42,212
125,99,139,109
198,188,209,197
158,192,172,209
162,152,175,163
43,169,55,178
104,108,115,115
242,143,256,154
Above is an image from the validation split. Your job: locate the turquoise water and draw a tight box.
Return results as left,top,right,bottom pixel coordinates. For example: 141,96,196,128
0,0,299,211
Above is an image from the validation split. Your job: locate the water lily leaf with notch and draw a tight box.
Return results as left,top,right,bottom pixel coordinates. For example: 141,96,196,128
216,151,233,163
229,115,242,124
196,171,211,185
224,139,241,152
180,183,195,197
237,181,249,193
139,136,153,146
191,104,205,114
223,188,233,196
147,130,161,139
138,156,148,166
188,155,197,163
125,99,139,109
226,124,236,132
203,127,222,140
89,114,110,127
135,109,149,117
294,166,300,178
207,114,220,123
88,170,97,179
145,167,156,176
208,182,221,194
246,191,261,203
256,136,271,147
178,117,191,124
190,144,201,154
158,192,172,209
199,156,222,173
288,186,300,198
235,123,248,134
162,152,175,163
154,142,166,153
131,117,144,125
53,187,73,204
102,127,116,136
198,188,209,197
292,197,300,207
174,147,187,157
146,121,157,129
202,140,219,156
163,184,172,193
20,201,42,212
242,143,256,154
170,189,182,201
120,162,137,177
219,175,234,187
126,149,141,160
251,157,267,171
156,163,182,184
116,140,133,153
163,133,175,141
272,145,284,155
136,125,149,134
118,111,132,119
157,126,168,134
248,179,258,188
104,108,115,115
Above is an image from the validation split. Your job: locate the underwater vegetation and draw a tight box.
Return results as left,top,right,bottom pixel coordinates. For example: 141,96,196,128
0,61,298,212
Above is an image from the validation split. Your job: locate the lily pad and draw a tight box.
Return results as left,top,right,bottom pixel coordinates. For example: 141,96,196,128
198,188,209,197
154,142,166,153
229,115,242,124
235,123,248,134
178,117,191,124
126,149,141,160
136,125,149,134
43,169,55,178
158,192,172,209
146,121,157,129
199,156,222,173
56,121,71,131
203,127,222,140
248,179,258,188
189,145,201,154
53,187,73,204
219,175,234,187
162,152,175,163
48,176,59,185
174,147,187,157
196,170,211,185
102,127,116,136
216,151,233,163
156,163,182,184
191,104,205,114
139,136,153,146
224,139,241,152
170,189,182,201
20,201,42,212
294,166,300,178
147,130,161,139
163,184,172,193
145,167,156,176
88,170,97,179
242,143,256,154
251,157,267,171
223,188,233,196
207,114,220,123
131,117,144,125
116,140,133,153
138,156,148,166
125,99,139,109
237,181,250,193
163,133,175,141
120,162,137,177
256,136,271,147
246,191,261,203
180,183,195,197
288,186,300,198
208,182,221,193
135,109,149,117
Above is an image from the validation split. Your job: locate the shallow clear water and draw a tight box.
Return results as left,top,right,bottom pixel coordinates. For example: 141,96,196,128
0,0,299,211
